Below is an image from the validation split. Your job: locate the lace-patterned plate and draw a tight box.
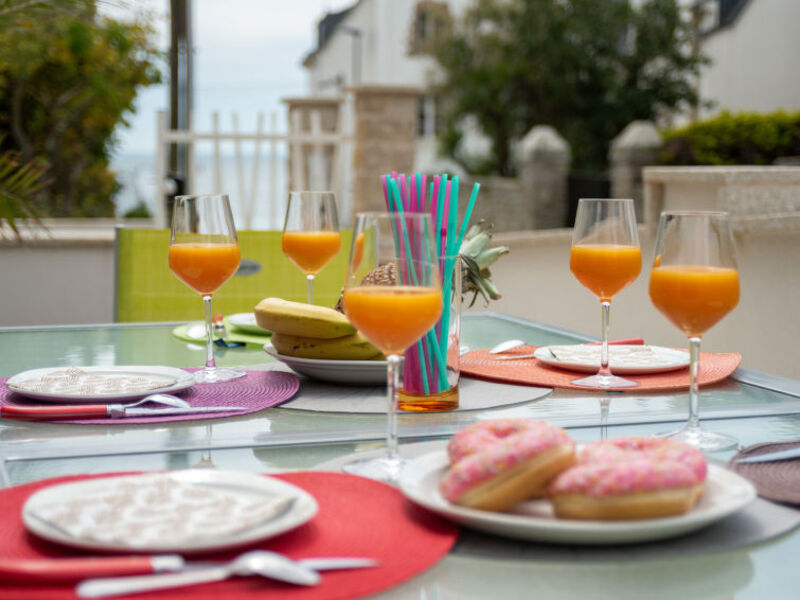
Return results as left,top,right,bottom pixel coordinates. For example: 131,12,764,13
22,470,317,553
5,366,195,403
533,345,690,375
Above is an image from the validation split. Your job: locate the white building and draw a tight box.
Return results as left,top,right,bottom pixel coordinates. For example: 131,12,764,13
300,0,800,167
693,0,800,118
301,0,474,171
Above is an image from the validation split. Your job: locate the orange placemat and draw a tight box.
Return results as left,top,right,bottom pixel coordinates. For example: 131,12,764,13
461,346,741,392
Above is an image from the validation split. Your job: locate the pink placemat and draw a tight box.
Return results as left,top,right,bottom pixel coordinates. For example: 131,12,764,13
0,369,299,425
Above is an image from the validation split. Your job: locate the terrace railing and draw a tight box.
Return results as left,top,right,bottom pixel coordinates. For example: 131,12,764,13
154,108,351,229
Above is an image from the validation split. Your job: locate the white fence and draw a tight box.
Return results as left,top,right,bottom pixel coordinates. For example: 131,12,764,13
153,109,352,229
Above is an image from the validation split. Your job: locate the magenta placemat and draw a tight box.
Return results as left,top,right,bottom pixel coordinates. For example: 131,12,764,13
0,369,299,425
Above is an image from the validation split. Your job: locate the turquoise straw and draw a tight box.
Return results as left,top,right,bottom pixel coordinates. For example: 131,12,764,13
454,182,481,252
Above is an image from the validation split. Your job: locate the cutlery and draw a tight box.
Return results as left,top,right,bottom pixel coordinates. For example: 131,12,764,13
734,446,800,464
489,337,645,355
76,551,378,597
0,397,248,420
0,556,184,583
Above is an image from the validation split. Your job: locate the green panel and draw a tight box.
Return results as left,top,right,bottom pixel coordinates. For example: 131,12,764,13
115,228,352,322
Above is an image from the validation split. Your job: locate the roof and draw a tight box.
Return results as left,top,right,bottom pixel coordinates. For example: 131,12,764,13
302,1,360,68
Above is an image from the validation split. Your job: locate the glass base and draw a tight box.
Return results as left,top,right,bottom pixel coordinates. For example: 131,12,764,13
571,372,639,389
341,453,404,484
659,425,738,452
193,367,247,383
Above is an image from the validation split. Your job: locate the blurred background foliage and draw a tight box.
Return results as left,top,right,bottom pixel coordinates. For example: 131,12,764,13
660,110,800,166
0,0,161,229
434,0,705,176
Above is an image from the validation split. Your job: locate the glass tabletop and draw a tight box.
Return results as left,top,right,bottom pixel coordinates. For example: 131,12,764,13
1,313,798,466
1,313,799,598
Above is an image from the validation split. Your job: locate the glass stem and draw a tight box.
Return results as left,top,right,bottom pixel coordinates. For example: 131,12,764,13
386,354,401,461
598,300,612,376
687,336,702,430
306,274,315,304
203,295,216,371
599,397,610,440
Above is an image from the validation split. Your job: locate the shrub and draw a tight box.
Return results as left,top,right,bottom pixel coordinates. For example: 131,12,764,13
659,111,800,166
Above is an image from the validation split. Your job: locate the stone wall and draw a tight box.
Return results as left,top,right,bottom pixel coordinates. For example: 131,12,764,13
350,86,420,214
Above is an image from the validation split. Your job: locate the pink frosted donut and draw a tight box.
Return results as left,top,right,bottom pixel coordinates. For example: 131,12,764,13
578,437,707,483
547,437,707,520
439,419,575,512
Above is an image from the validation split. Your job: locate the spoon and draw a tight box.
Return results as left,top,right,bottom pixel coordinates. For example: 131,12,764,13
135,394,192,409
76,551,320,597
488,339,527,354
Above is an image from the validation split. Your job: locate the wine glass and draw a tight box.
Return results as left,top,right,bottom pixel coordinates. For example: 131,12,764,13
570,198,641,388
169,194,246,383
649,211,740,451
282,191,341,304
341,212,442,482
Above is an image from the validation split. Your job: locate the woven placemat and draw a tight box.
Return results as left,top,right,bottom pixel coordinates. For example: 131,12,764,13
0,471,458,600
0,370,299,425
280,372,552,414
729,441,800,505
461,347,741,392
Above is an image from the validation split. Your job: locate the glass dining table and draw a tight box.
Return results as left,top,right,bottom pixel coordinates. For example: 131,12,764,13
0,312,799,598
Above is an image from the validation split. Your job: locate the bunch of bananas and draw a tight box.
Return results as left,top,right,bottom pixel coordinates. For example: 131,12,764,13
255,298,382,360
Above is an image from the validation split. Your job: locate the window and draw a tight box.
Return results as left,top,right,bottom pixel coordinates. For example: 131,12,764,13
409,1,451,55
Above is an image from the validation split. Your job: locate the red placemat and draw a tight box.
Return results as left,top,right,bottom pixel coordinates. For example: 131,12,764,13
0,471,458,600
0,370,299,425
461,347,741,392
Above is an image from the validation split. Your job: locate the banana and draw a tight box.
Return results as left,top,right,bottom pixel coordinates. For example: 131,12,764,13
271,331,382,360
254,297,356,339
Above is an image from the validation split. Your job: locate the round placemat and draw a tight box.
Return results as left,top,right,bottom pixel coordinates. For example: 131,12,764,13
0,370,299,425
278,369,552,414
729,441,800,505
0,471,458,600
172,322,271,347
461,347,741,392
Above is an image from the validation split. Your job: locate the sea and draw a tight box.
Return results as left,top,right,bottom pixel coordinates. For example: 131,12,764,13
111,151,290,230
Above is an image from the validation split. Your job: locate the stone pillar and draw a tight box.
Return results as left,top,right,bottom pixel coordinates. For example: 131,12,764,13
283,97,342,192
349,86,421,215
610,120,661,221
517,125,571,229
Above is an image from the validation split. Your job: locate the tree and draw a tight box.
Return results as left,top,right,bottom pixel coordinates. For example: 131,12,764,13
434,0,705,175
0,0,161,219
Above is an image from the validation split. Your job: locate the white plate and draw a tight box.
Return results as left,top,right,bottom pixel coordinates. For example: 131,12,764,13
227,312,269,335
399,450,756,545
22,470,318,554
264,345,387,385
533,344,690,375
5,366,195,404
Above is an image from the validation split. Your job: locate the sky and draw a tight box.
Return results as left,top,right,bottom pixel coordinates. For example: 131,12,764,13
108,0,355,155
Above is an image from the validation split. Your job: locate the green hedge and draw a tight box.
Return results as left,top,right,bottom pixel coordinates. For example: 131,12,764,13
659,110,800,166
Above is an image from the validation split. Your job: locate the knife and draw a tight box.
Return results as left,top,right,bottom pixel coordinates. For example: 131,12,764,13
0,555,184,582
734,446,800,464
0,404,248,420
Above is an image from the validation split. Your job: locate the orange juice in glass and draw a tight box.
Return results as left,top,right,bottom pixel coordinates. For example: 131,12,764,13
341,212,441,482
649,211,740,451
570,199,641,391
169,194,245,383
343,285,442,355
282,191,340,304
569,244,642,302
169,242,241,295
649,265,740,337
